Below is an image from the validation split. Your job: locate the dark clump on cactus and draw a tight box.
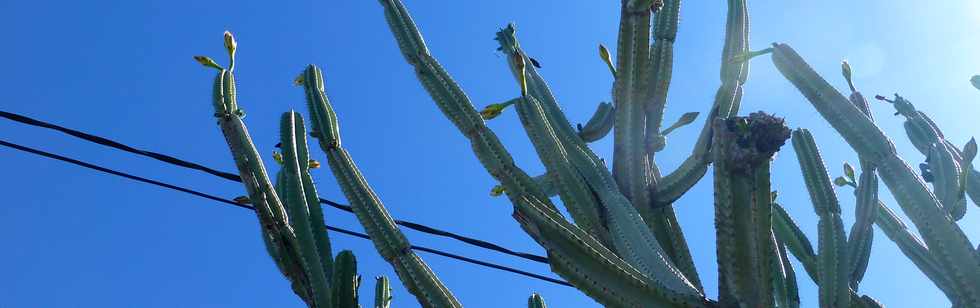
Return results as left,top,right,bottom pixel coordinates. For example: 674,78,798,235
713,112,791,174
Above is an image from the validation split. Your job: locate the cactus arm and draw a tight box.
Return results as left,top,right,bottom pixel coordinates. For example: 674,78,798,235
318,117,461,308
871,200,957,299
846,170,876,288
770,44,895,160
883,95,980,210
774,203,877,307
773,235,801,308
513,93,612,246
772,202,819,279
653,153,710,205
332,250,360,308
292,105,335,282
651,0,750,207
839,65,877,289
928,143,967,220
585,1,703,284
198,40,329,306
578,102,615,143
643,0,679,142
373,276,392,308
280,112,335,307
496,27,707,291
377,0,549,209
514,196,710,307
299,69,461,308
611,1,656,234
510,91,701,299
880,95,971,217
493,32,612,246
527,293,547,308
770,43,980,305
792,129,850,308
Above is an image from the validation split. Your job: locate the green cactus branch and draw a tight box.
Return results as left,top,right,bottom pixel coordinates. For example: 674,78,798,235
711,112,789,307
298,64,462,308
791,129,850,308
189,0,980,306
771,42,980,307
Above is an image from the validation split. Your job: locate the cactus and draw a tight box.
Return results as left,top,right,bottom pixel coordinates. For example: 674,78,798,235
193,0,980,307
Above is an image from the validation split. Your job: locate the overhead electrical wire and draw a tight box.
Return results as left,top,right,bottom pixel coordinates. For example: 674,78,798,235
0,138,572,287
0,110,549,264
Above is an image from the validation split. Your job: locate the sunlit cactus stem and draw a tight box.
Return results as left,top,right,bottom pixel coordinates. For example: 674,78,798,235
711,112,789,307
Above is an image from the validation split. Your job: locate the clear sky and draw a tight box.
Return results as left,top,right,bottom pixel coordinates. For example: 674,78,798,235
1,0,979,307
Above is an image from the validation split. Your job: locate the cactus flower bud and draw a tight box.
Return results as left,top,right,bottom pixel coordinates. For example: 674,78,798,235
971,75,980,91
309,159,321,169
843,161,856,182
193,56,223,70
223,31,237,57
842,60,855,92
273,151,283,165
490,185,506,197
598,44,616,77
480,102,513,120
833,176,850,187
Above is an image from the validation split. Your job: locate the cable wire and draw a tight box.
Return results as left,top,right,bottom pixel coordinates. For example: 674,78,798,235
0,110,549,264
0,138,571,287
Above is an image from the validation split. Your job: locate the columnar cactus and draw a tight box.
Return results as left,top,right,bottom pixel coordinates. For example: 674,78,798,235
194,0,980,307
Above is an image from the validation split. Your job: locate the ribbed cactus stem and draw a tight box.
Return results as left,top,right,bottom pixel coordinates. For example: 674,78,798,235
711,112,789,307
297,63,461,307
280,112,334,307
374,276,392,308
527,293,547,308
791,129,850,308
771,43,980,305
332,251,360,308
197,33,330,307
839,62,877,289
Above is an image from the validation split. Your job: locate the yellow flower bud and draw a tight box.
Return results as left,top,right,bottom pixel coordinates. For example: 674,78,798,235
480,104,505,120
223,31,237,58
490,185,506,197
273,151,283,164
193,56,223,70
598,44,616,77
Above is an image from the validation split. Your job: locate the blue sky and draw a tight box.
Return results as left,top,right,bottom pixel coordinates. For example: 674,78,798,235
1,0,978,307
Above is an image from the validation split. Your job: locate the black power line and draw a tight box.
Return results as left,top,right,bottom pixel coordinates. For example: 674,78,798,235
0,110,549,264
0,139,571,287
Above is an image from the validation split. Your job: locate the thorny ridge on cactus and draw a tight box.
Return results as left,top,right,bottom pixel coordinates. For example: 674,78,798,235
191,0,980,307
